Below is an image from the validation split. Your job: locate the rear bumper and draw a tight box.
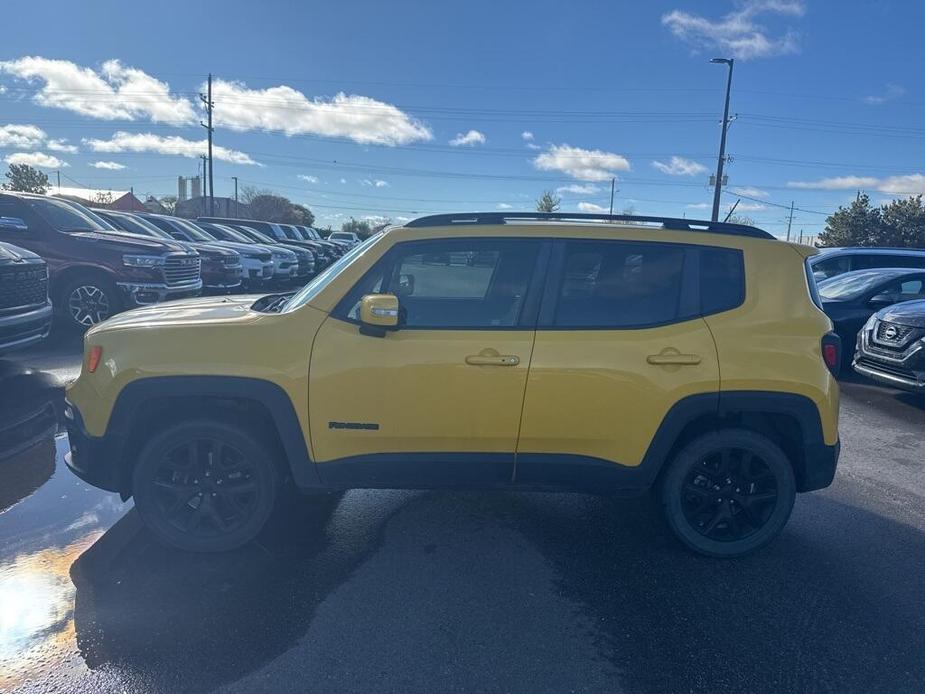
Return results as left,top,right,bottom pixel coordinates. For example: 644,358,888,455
0,301,53,354
63,398,124,493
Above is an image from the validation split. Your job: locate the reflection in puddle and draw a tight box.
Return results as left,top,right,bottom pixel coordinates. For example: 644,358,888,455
0,362,129,690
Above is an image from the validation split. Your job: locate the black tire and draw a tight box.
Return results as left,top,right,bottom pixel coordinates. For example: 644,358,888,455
660,429,796,558
58,274,121,330
132,419,280,552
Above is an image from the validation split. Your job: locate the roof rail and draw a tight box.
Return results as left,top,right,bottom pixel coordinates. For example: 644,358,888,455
403,212,775,240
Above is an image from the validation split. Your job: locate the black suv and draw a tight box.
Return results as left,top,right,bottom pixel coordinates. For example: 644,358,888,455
0,241,53,353
854,299,925,392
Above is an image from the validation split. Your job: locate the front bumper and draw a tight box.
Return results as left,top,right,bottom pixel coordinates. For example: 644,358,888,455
853,323,925,392
63,398,124,493
117,279,203,307
0,300,53,354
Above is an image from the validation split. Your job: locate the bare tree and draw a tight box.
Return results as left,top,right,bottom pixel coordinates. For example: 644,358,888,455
536,190,561,213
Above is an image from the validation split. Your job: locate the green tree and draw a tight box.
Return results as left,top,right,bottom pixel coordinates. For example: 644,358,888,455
536,190,561,213
880,195,925,247
3,163,49,193
341,217,374,239
817,193,883,247
291,203,315,227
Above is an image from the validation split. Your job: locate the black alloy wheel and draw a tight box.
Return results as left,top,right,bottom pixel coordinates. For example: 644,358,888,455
661,429,796,558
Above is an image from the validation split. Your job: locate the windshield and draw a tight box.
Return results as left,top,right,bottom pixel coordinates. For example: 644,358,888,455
238,226,276,244
330,232,352,240
818,270,901,300
167,218,217,241
283,232,383,312
27,197,114,232
106,213,172,239
212,224,253,243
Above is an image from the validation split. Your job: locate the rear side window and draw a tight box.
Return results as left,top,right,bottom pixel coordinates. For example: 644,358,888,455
700,247,745,315
553,240,685,328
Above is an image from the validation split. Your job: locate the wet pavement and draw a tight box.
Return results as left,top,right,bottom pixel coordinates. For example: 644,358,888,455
0,335,923,693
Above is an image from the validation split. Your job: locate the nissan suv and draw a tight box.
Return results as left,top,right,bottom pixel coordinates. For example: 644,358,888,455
64,213,841,557
0,193,201,329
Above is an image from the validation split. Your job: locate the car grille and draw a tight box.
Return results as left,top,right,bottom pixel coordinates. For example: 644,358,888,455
162,254,201,286
875,321,916,345
0,262,48,310
856,356,919,382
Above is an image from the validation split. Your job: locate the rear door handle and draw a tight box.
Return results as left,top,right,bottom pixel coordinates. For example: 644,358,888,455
647,351,702,366
466,352,520,366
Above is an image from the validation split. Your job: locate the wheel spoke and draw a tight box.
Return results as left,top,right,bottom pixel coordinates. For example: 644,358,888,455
702,506,727,535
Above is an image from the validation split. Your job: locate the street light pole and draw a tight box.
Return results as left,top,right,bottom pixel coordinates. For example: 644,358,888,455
710,57,734,223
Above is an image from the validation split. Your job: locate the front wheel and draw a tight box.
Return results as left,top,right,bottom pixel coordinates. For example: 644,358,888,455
660,429,796,558
132,420,280,552
59,275,120,330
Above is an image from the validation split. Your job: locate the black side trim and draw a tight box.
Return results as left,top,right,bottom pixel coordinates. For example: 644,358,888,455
316,452,514,489
84,376,318,491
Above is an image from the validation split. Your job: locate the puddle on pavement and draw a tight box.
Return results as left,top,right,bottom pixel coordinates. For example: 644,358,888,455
0,362,129,691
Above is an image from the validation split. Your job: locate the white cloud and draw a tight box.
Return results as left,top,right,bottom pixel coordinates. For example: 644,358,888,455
686,202,711,209
0,123,46,148
787,174,925,195
864,83,906,105
211,79,431,145
0,85,6,94
651,156,708,176
90,160,125,170
496,203,513,209
298,174,320,184
521,131,534,141
0,57,196,124
360,178,389,188
734,202,767,212
557,184,601,195
339,178,347,184
449,129,486,146
4,151,67,168
578,201,609,213
729,186,769,198
533,144,630,182
662,1,805,60
83,131,259,165
47,138,78,153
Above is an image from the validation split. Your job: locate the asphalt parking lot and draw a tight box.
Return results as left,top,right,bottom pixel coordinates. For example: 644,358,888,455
1,334,923,694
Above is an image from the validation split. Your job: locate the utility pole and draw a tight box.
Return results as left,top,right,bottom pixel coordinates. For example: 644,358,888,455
200,155,208,216
200,73,215,216
786,201,795,242
723,198,740,223
609,177,615,216
710,57,734,222
56,170,61,189
232,176,239,217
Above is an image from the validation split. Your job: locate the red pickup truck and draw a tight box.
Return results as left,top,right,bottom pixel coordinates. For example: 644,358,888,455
0,192,202,330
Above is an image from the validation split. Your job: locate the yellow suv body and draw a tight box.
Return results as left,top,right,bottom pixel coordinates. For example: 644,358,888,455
65,213,840,556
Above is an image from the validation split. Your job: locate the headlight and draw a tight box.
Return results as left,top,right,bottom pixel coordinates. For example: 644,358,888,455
223,256,241,266
123,254,165,268
271,251,286,260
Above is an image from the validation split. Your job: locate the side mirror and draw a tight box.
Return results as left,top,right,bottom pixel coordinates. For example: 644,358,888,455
0,216,28,232
869,293,897,307
359,294,399,336
397,273,415,297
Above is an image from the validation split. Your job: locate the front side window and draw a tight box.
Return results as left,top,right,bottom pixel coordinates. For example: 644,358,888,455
338,238,540,328
553,240,685,328
25,197,111,233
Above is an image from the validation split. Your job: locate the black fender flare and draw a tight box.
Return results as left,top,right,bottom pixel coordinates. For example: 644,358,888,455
105,376,319,488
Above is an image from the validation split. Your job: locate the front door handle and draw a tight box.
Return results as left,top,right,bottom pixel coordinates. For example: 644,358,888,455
647,349,702,366
466,349,520,366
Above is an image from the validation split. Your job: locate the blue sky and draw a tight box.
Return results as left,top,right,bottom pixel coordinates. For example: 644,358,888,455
2,0,924,237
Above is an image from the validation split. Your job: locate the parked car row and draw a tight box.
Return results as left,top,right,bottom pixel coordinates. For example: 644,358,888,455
0,191,354,349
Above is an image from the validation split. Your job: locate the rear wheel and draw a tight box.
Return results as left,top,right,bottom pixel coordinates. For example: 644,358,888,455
660,429,796,558
132,420,279,552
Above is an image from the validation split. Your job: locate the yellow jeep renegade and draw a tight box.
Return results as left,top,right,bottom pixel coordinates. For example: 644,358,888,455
64,212,841,557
